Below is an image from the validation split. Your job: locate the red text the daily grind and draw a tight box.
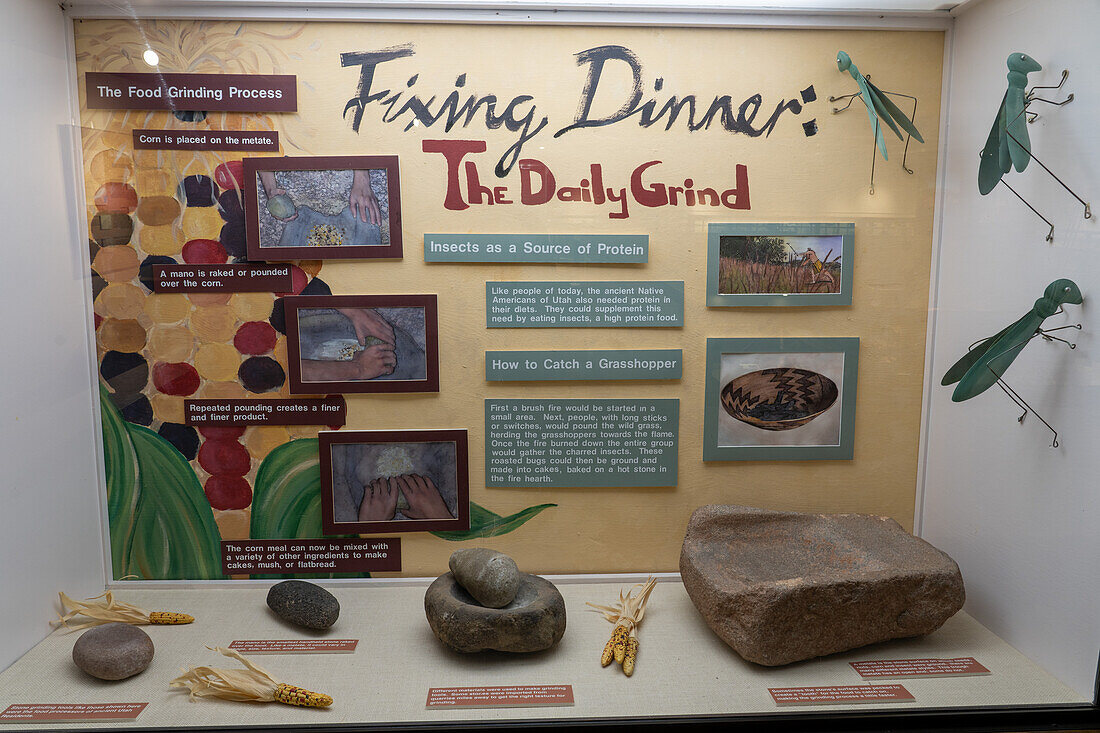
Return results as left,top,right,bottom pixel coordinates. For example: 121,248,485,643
423,139,749,220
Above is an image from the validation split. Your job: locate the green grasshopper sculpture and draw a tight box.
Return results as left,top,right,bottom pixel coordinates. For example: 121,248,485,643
978,54,1089,242
831,51,924,194
942,279,1082,446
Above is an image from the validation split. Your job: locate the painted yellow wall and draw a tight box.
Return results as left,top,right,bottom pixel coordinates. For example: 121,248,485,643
76,20,943,575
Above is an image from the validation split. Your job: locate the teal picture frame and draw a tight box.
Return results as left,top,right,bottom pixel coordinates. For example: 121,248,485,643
706,222,854,307
704,337,859,461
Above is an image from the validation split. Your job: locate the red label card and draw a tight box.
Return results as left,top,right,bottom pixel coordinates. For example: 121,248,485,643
86,72,296,112
0,703,147,721
134,129,279,151
222,538,400,575
229,639,358,654
186,397,347,426
850,657,990,679
154,264,292,293
426,685,574,709
768,685,915,705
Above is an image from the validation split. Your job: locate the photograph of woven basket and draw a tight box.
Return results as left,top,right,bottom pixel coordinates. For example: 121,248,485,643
720,367,839,431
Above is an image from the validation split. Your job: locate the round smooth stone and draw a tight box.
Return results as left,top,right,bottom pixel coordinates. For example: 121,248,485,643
267,580,339,630
449,548,520,609
425,573,566,653
72,623,153,680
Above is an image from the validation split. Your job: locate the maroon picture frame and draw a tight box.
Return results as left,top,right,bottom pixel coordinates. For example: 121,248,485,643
284,294,439,395
243,154,402,261
319,429,470,535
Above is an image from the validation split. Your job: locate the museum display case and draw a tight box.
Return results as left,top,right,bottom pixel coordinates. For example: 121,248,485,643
1,0,1097,729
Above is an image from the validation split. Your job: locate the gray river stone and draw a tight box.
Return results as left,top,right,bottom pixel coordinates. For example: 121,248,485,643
266,580,340,630
72,623,153,680
680,504,965,666
425,572,566,653
448,548,521,608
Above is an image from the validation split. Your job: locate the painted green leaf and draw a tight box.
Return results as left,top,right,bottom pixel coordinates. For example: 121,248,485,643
100,386,137,580
100,385,224,580
250,438,365,579
431,502,557,542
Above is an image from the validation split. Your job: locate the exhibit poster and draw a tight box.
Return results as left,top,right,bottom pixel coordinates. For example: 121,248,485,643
76,20,943,579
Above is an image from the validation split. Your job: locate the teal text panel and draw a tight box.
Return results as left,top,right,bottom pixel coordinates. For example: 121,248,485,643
485,399,679,487
485,350,683,381
486,281,684,327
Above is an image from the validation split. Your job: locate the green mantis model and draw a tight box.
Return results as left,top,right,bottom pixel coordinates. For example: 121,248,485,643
942,279,1082,446
831,51,924,193
978,54,1089,242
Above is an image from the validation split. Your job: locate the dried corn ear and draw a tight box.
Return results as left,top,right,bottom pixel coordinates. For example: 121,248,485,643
623,637,639,677
170,647,333,708
149,611,195,625
274,683,333,708
612,623,629,665
55,591,194,630
600,634,616,667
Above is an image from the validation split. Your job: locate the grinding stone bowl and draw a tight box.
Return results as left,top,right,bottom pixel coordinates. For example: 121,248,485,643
680,505,965,666
424,572,566,653
720,367,838,431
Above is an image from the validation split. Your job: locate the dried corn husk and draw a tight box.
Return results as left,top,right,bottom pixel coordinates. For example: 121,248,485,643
587,577,657,677
170,647,332,707
54,591,194,630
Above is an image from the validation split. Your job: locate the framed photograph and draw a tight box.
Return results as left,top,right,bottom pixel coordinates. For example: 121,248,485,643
284,294,439,394
703,337,859,460
320,429,469,535
243,155,402,260
706,223,854,307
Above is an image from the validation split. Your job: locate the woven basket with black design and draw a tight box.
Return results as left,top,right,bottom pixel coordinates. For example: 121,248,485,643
720,367,838,431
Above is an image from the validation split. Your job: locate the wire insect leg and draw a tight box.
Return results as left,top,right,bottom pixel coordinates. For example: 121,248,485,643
994,377,1060,447
1004,128,1091,220
999,179,1055,242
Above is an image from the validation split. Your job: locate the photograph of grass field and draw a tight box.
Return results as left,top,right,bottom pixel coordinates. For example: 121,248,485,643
717,234,843,295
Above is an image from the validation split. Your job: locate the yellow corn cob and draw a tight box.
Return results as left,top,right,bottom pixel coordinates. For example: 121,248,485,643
600,634,616,667
273,683,333,708
623,637,639,677
149,611,194,625
611,623,629,665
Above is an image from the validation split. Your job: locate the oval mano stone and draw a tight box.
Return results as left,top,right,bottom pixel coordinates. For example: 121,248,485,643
424,573,566,653
72,623,154,680
448,548,520,609
267,580,340,630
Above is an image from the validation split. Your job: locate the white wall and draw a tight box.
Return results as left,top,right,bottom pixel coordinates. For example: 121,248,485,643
922,0,1100,698
0,1,105,670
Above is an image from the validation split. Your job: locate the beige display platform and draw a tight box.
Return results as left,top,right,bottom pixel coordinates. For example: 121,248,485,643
0,579,1085,729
